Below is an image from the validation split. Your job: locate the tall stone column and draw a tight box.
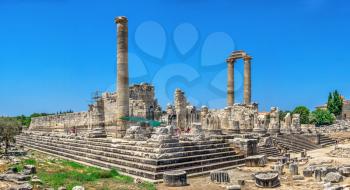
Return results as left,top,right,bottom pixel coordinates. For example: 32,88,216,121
243,55,252,105
115,16,129,138
227,58,235,106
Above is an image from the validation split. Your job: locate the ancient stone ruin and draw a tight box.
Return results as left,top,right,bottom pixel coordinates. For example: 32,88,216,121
15,16,343,187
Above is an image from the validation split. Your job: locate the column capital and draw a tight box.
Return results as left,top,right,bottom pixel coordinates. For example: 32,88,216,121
243,55,252,61
115,16,128,24
226,58,236,64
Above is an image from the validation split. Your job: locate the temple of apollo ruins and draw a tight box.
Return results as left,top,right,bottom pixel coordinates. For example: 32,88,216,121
17,16,342,184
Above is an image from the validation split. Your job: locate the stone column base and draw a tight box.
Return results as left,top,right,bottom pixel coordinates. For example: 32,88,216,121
240,128,253,133
253,128,267,134
226,129,240,134
268,129,280,134
208,129,223,135
280,129,291,134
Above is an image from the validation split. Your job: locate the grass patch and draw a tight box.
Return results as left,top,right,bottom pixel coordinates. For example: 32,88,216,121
23,159,36,165
37,163,121,189
113,174,134,184
138,182,157,190
11,158,36,172
9,152,156,190
61,160,85,169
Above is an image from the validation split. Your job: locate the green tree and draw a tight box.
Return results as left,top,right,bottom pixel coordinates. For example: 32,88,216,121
292,106,310,124
0,117,21,155
15,115,31,127
30,113,51,118
310,109,335,126
327,90,343,117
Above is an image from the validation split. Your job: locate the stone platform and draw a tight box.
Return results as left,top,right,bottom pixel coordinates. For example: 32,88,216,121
16,132,245,182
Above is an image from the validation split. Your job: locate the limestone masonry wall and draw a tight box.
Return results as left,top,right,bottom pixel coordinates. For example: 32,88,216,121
29,83,160,132
29,112,91,131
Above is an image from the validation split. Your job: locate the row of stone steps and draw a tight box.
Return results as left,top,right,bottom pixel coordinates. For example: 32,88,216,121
257,147,282,157
319,134,337,147
16,134,245,181
52,135,232,154
18,135,234,165
18,137,242,173
273,134,321,153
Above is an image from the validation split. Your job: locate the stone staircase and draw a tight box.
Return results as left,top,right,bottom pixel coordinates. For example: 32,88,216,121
272,134,321,153
257,146,282,157
16,133,245,182
319,134,337,147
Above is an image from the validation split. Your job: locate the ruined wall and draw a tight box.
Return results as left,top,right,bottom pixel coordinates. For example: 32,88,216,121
29,112,92,132
342,101,350,120
200,104,258,133
101,92,117,126
29,83,161,132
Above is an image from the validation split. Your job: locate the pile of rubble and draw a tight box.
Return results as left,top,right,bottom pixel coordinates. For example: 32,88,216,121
329,148,350,158
0,164,85,190
301,163,350,189
317,120,350,133
0,165,35,190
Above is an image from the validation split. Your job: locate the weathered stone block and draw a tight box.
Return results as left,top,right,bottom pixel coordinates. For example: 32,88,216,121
246,155,267,167
303,167,314,177
338,166,350,177
292,175,304,180
163,171,187,187
325,172,343,183
226,185,241,190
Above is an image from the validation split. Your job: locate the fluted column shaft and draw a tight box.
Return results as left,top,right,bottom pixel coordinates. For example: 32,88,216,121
115,16,129,138
227,59,235,106
244,56,252,104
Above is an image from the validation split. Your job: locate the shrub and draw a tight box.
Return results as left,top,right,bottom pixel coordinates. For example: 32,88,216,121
310,109,335,126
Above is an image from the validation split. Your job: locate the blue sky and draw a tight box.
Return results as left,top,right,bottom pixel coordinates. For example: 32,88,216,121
0,0,349,116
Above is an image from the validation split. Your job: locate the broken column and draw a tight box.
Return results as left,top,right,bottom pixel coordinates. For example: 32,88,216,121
289,162,299,175
268,107,281,134
291,114,301,133
315,169,322,181
253,113,268,134
254,172,280,188
200,106,209,130
210,170,230,183
273,163,284,175
243,55,252,105
115,16,129,138
280,113,292,134
227,58,235,106
175,89,187,130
